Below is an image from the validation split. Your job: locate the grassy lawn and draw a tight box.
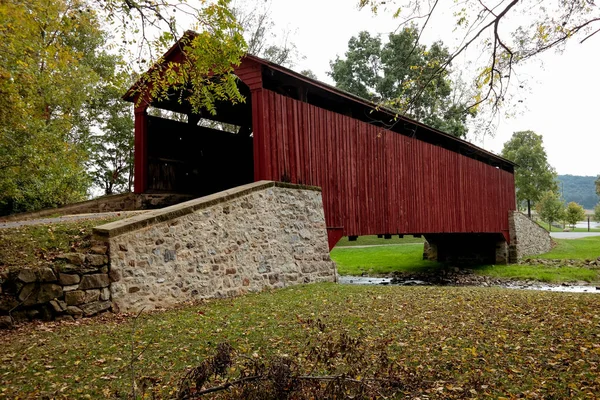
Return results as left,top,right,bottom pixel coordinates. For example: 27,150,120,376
536,236,600,260
0,218,120,272
331,243,439,275
335,235,424,247
2,284,600,398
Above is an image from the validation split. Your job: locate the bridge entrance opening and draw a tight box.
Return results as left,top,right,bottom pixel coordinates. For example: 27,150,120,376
139,80,254,197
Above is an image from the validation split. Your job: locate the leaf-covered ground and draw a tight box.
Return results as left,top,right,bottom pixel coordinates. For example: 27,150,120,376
2,284,600,398
0,218,120,273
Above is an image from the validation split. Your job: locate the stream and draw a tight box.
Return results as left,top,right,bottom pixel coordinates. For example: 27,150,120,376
338,275,600,293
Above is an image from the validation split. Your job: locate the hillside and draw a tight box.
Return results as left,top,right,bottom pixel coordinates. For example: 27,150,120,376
557,175,599,209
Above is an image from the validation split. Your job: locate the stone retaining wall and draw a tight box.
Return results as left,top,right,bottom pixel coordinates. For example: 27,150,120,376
0,244,112,328
94,181,337,313
508,211,552,262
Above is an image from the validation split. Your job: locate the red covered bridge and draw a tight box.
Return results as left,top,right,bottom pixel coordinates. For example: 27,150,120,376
125,34,517,264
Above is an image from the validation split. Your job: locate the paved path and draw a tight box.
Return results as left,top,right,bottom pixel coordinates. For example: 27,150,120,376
550,232,600,239
0,211,147,229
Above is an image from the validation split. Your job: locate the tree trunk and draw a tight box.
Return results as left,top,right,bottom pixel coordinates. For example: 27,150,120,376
527,199,531,218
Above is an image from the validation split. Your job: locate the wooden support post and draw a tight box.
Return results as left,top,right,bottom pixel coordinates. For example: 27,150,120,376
384,234,392,239
348,236,358,242
251,89,267,181
134,106,148,193
377,234,383,239
398,234,404,238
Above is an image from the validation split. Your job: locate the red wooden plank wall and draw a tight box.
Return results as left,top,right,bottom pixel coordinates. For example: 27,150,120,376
256,89,516,237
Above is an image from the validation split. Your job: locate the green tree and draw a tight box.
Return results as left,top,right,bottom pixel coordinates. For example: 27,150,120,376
536,191,565,232
501,131,557,218
0,0,123,214
594,204,600,223
359,1,600,115
564,202,586,229
89,79,135,195
595,176,600,197
329,28,473,137
118,0,247,116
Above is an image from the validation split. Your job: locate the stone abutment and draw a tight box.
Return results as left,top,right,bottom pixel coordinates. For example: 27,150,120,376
0,181,336,327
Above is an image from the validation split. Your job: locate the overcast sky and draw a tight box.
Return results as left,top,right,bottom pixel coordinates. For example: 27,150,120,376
266,0,600,177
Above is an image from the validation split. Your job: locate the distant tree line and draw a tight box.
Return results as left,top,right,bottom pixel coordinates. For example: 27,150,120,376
557,175,600,210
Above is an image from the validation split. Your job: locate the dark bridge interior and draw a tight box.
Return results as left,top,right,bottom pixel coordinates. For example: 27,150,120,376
145,83,254,196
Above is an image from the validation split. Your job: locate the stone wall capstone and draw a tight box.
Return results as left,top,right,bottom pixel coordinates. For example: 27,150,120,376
508,211,552,262
94,181,337,313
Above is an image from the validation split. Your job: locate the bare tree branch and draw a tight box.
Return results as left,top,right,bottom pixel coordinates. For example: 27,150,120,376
360,0,600,122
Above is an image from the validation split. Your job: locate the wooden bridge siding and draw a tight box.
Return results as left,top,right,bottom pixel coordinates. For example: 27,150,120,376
256,89,515,237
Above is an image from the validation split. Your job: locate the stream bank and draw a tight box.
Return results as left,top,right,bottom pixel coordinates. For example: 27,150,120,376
339,269,600,293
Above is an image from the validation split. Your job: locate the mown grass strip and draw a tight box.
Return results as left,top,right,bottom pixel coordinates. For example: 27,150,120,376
473,264,599,283
335,235,424,247
567,227,600,232
535,220,600,232
2,284,600,398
